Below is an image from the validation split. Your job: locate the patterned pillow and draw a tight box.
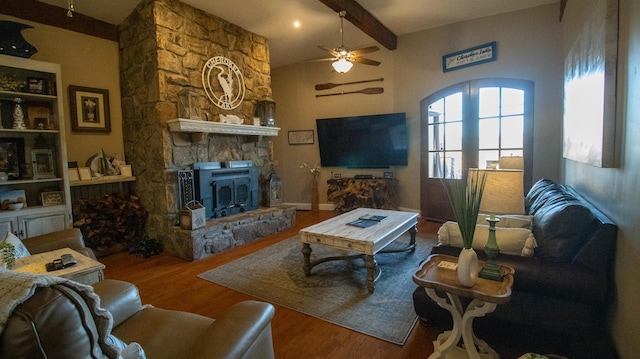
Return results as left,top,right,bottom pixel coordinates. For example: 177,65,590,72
2,232,31,258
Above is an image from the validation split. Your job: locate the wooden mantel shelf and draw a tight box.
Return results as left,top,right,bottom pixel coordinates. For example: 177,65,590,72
168,118,280,136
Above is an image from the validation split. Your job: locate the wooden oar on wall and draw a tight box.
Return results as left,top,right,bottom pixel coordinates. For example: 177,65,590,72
315,87,384,98
315,77,384,90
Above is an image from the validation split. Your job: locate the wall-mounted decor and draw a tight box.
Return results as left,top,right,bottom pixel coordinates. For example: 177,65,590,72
202,56,245,110
288,130,314,145
0,137,24,179
562,0,618,167
31,149,55,179
69,85,111,133
442,42,497,72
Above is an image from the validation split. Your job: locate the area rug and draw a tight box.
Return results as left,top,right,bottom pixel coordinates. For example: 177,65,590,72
198,233,436,345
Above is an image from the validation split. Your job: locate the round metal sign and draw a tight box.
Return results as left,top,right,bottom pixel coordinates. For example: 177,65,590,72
202,56,245,110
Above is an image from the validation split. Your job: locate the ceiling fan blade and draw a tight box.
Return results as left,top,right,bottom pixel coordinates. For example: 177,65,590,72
318,45,339,57
353,57,381,66
303,58,336,63
350,46,380,56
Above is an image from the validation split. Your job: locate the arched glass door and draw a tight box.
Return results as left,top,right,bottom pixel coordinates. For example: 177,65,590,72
420,79,534,221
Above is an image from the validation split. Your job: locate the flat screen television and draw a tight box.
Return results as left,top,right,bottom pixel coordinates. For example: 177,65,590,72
316,112,408,168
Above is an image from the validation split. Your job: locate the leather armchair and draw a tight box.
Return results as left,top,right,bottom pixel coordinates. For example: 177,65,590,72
0,278,276,359
22,228,97,259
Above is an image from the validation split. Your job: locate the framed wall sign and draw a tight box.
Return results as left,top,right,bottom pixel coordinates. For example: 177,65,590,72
69,85,111,133
288,130,314,145
442,41,497,72
31,149,56,179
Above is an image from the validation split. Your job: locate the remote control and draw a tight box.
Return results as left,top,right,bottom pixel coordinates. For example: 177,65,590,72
60,254,77,267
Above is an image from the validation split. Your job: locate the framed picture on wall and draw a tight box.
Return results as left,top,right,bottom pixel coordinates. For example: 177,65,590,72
69,85,111,133
288,130,314,145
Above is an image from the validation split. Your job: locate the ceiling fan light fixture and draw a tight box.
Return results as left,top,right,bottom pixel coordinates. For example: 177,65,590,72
332,58,353,73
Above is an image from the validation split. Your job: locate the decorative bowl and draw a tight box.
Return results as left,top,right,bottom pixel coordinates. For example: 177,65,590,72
8,202,23,210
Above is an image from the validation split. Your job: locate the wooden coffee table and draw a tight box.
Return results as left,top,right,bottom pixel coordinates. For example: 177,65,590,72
413,254,515,359
13,248,105,285
299,208,418,293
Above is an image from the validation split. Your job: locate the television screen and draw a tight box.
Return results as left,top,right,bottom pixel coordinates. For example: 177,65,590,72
316,112,408,168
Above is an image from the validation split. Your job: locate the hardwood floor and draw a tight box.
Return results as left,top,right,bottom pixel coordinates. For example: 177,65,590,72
100,210,442,358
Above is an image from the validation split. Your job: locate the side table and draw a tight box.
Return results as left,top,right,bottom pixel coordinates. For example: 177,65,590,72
13,248,105,285
413,254,515,359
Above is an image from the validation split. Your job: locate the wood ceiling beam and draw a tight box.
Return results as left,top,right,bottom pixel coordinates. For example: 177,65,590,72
0,0,118,42
319,0,397,50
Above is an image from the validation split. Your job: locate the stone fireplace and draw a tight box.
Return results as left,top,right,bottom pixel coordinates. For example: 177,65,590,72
118,0,293,260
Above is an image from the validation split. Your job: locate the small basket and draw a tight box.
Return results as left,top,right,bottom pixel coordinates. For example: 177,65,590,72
179,200,206,230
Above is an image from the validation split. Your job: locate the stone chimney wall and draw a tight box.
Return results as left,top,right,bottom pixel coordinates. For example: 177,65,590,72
118,0,274,242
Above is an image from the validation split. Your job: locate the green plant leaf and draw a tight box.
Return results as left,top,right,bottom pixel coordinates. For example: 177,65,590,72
442,171,487,249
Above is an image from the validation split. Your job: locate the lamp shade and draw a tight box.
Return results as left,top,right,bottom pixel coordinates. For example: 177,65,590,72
470,168,525,214
332,59,353,73
499,156,524,170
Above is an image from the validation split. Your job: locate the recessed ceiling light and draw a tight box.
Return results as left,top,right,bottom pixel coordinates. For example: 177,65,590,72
293,21,301,28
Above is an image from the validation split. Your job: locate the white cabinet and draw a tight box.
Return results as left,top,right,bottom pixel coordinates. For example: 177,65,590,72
0,55,71,240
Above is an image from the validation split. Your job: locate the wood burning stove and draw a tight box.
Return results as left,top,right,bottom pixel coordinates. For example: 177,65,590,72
194,162,259,219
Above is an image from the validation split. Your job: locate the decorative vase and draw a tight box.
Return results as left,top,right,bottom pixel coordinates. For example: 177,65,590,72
12,98,26,130
457,247,478,287
311,176,319,211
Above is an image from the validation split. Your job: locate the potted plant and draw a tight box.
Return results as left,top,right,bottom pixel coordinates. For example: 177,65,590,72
443,170,487,287
0,242,16,269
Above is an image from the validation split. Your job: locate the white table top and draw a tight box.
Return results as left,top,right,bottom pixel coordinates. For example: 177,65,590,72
300,208,418,254
13,248,105,279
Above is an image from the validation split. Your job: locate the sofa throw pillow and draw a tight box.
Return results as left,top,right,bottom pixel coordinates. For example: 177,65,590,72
438,221,538,257
476,214,532,229
2,232,31,258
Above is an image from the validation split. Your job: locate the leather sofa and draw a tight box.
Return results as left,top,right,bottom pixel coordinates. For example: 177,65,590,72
413,179,618,336
1,277,275,358
22,227,97,259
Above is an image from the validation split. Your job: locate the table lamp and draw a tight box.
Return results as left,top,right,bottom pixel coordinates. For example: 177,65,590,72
469,168,525,281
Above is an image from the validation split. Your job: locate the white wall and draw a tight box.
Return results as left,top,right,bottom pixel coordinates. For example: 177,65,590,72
272,4,563,211
561,0,640,357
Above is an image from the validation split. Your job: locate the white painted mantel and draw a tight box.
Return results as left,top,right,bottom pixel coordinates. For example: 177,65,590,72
168,118,280,136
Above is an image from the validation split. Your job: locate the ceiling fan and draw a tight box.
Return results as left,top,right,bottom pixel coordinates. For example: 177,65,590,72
315,10,381,73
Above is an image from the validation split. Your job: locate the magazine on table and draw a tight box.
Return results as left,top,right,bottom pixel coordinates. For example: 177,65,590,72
347,219,379,228
358,214,387,222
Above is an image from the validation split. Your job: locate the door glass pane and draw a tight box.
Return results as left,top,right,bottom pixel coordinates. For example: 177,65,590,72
445,152,462,179
479,87,499,118
444,92,463,122
445,122,462,150
428,152,442,177
428,123,445,151
479,118,499,149
501,88,524,116
428,100,444,124
501,116,524,148
479,150,499,169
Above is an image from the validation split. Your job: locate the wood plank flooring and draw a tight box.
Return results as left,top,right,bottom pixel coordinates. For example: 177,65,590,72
100,210,442,358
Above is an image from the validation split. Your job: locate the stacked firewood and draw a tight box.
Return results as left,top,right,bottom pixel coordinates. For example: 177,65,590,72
72,193,149,257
